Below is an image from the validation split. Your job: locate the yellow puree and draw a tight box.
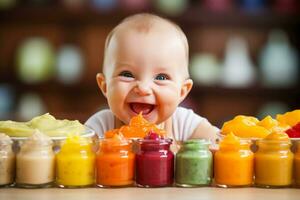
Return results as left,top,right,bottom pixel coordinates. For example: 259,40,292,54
214,133,253,186
254,131,293,187
0,113,85,137
56,135,95,187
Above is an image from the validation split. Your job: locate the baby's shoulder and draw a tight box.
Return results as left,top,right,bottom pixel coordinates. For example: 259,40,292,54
85,109,114,137
173,107,204,121
171,107,205,141
88,109,114,120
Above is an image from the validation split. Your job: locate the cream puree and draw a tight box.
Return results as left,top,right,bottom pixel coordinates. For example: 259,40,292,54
16,130,55,186
0,133,15,186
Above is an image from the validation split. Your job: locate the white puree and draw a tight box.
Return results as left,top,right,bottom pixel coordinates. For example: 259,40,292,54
0,133,15,185
16,130,55,185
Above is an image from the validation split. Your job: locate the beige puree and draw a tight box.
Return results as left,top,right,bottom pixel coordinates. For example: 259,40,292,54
16,130,55,186
0,133,15,186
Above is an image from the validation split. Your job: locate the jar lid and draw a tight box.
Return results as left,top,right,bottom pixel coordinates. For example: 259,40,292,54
100,137,131,147
181,139,211,150
138,137,173,145
183,139,211,145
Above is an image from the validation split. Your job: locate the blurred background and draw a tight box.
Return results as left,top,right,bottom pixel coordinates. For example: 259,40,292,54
0,0,299,128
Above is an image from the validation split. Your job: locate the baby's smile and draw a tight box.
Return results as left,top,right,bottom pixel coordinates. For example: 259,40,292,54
129,103,155,115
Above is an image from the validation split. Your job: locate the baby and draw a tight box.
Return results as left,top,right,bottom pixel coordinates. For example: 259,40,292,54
85,13,219,149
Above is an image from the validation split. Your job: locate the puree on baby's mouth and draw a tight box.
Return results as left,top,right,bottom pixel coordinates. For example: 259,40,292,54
0,113,85,137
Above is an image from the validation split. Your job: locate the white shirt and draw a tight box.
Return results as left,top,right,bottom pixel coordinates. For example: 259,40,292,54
85,107,209,141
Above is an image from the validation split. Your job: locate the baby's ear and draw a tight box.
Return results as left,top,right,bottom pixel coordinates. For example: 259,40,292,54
96,73,107,97
179,78,193,102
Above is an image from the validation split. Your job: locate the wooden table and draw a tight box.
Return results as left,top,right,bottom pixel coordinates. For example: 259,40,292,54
1,187,300,200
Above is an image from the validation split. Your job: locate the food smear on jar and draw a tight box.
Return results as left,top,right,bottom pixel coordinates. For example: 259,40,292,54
0,133,15,186
105,113,165,139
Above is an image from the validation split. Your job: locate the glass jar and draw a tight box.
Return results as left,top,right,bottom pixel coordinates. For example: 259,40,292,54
16,131,55,188
295,141,300,187
214,133,254,187
56,135,95,188
136,137,174,187
255,131,293,188
96,137,135,187
175,139,212,187
0,133,15,187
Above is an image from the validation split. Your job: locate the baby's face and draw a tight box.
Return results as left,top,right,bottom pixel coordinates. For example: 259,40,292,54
99,27,192,125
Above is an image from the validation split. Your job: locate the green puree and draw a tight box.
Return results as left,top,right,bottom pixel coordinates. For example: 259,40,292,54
175,139,212,186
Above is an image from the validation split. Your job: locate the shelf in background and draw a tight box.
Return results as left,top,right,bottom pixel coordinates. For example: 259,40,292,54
0,6,299,28
191,85,300,96
180,8,300,28
0,79,99,94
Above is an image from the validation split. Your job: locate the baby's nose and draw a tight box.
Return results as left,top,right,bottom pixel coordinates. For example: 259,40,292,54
134,81,152,96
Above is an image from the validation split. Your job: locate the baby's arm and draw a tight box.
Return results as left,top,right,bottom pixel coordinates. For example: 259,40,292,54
189,119,220,151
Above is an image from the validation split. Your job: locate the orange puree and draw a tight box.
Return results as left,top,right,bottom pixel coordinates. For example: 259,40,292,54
277,109,300,127
258,116,290,132
221,115,269,138
96,132,135,187
214,133,253,187
222,115,290,139
104,113,165,139
254,131,293,187
295,142,300,187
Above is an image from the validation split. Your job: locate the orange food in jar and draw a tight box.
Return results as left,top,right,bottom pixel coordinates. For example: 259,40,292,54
96,133,135,187
294,142,300,187
214,133,254,187
254,131,293,188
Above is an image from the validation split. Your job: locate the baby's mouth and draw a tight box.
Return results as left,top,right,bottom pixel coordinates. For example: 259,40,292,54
129,103,155,115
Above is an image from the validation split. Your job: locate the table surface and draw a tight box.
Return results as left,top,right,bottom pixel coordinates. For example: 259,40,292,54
1,187,300,200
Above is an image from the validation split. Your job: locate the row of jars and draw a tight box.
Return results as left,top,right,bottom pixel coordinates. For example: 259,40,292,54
0,131,174,188
1,131,300,188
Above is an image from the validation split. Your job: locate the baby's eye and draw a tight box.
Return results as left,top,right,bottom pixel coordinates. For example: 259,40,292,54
119,71,134,78
155,73,169,81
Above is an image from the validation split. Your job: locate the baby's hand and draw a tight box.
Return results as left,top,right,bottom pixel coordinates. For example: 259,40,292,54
209,143,219,155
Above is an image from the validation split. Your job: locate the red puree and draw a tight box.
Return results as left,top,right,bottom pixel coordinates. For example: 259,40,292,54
136,131,174,187
286,122,300,138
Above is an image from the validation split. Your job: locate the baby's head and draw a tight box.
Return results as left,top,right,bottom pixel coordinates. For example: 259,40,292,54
97,13,193,125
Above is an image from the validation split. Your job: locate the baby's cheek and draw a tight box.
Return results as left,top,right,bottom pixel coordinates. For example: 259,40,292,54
158,85,181,102
156,86,181,114
106,85,126,106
